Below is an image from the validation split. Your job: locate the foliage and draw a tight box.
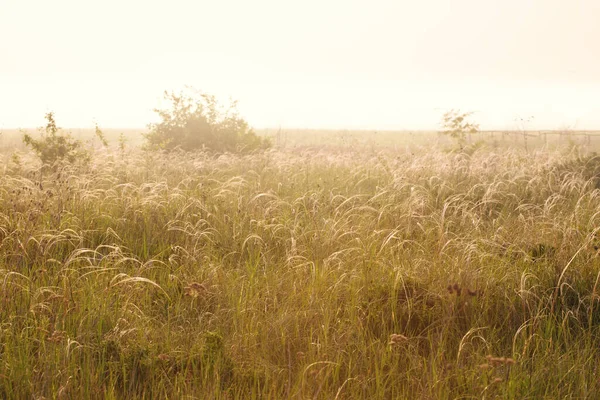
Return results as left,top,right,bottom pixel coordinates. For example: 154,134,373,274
145,88,270,153
440,109,480,144
118,133,127,155
22,112,88,166
94,123,108,147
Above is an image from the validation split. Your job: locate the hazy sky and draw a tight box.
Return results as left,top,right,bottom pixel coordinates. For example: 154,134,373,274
1,0,599,130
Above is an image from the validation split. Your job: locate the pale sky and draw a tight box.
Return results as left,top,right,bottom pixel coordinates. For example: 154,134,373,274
1,0,599,130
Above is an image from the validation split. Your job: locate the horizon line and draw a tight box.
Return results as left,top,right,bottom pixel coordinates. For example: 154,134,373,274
2,126,600,133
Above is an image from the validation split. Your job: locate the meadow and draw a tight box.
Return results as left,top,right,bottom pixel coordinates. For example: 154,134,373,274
2,130,600,398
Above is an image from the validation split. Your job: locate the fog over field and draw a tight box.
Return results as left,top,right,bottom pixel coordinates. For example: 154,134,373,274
1,0,599,131
2,1,600,399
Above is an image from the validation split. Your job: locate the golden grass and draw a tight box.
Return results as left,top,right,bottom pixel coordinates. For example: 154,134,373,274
1,142,600,398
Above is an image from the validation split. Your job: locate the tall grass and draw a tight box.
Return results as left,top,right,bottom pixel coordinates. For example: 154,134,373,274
2,143,600,398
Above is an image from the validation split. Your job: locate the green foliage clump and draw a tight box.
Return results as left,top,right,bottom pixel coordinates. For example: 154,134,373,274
94,123,108,147
145,88,270,153
23,112,88,166
440,109,480,144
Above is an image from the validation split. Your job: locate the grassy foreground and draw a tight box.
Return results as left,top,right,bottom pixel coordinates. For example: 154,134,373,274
2,144,600,398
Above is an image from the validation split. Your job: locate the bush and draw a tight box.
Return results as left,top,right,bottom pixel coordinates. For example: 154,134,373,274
145,88,270,153
23,112,88,166
440,109,480,145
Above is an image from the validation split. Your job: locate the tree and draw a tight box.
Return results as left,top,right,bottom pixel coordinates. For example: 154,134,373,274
145,88,270,153
440,109,480,145
23,112,88,166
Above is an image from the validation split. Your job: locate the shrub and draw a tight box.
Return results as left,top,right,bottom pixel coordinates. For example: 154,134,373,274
94,123,109,147
440,109,480,145
23,112,88,166
145,88,270,153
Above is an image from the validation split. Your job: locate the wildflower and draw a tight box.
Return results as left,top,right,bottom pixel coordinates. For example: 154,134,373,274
184,282,207,298
453,283,462,296
389,334,408,346
486,355,516,366
47,330,66,343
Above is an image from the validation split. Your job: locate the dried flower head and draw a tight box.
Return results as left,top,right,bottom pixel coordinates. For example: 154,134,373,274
184,282,208,298
486,355,516,366
389,333,408,346
47,330,67,343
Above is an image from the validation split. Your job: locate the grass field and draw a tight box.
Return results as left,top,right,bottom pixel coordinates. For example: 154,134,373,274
2,133,600,398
